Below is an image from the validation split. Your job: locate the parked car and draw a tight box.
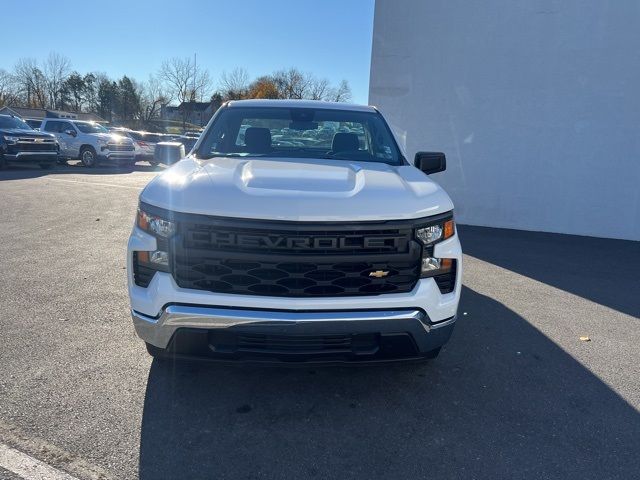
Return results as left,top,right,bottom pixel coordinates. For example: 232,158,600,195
183,130,203,137
110,129,165,163
128,99,461,364
40,119,135,167
0,114,59,169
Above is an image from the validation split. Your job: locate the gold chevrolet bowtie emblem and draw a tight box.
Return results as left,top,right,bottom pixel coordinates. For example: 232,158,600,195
369,270,389,278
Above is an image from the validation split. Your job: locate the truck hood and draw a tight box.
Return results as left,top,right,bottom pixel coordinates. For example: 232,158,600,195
0,128,55,139
98,133,132,144
140,157,454,221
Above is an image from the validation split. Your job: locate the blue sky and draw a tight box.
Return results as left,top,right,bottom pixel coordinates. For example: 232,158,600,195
1,0,375,103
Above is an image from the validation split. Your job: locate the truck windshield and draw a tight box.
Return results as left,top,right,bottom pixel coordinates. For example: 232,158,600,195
196,106,403,165
75,122,108,134
0,116,32,130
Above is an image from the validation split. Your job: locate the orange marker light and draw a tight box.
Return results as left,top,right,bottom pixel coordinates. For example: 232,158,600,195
443,219,455,239
441,258,453,271
137,251,150,263
137,210,149,231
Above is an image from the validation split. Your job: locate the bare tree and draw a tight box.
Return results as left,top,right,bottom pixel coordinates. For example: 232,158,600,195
140,74,171,122
218,67,250,100
309,77,330,100
271,68,312,99
0,69,19,107
159,57,211,104
328,79,352,102
43,52,71,109
14,58,48,108
159,57,212,128
270,69,346,101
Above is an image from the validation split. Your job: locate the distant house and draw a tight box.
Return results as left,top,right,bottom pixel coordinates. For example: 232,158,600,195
161,100,220,127
0,106,106,123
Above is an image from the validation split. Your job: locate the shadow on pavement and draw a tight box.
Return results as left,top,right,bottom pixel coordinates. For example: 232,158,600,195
459,225,640,317
138,286,640,479
0,162,162,181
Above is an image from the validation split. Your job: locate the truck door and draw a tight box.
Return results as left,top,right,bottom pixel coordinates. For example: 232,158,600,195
41,121,68,157
58,121,79,158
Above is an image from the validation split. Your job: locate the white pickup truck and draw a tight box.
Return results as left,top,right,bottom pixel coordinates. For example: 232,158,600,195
41,119,135,167
127,99,462,364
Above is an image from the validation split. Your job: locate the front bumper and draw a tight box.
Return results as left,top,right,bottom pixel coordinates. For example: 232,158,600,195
3,151,58,163
128,224,462,363
133,305,456,363
99,147,135,163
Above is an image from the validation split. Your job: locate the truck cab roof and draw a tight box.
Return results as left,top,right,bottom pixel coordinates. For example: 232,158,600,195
225,99,378,113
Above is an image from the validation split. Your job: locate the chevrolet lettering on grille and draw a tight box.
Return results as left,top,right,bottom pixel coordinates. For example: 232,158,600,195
189,231,408,251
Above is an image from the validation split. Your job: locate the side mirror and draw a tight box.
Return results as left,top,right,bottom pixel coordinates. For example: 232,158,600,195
154,142,185,165
415,151,446,175
64,129,77,137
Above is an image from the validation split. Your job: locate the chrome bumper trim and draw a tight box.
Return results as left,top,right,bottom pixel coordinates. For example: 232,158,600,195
430,315,457,329
5,151,58,158
132,305,456,349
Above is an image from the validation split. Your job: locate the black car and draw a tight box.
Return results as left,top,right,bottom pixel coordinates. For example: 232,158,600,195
0,114,59,169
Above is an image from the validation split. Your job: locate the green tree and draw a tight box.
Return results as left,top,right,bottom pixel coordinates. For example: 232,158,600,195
61,72,86,112
117,76,141,121
97,79,118,122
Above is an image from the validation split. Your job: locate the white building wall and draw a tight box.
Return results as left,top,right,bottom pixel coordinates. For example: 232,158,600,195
369,0,640,240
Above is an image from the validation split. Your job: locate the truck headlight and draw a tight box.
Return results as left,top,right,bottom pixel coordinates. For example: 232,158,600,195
133,207,175,287
416,218,455,246
2,135,20,144
416,217,456,279
135,250,170,271
137,208,176,238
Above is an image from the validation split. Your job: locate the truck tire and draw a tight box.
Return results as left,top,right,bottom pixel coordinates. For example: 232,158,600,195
80,146,98,168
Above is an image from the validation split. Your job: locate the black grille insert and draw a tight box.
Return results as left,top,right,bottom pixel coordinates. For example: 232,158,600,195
208,331,379,356
108,143,135,151
133,252,155,287
9,142,57,153
170,217,423,297
433,260,457,294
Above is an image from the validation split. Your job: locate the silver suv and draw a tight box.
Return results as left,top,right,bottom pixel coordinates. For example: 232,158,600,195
41,119,135,167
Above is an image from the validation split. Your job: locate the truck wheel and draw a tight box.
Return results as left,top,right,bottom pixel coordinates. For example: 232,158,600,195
80,146,98,167
39,163,53,170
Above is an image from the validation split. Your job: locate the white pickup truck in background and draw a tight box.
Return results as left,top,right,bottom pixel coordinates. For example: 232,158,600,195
40,119,135,167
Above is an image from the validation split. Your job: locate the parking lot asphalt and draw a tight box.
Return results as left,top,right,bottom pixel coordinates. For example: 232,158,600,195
0,163,638,480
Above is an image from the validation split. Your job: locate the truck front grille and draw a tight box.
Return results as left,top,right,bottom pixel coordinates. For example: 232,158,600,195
9,139,57,153
107,143,134,151
169,215,422,298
